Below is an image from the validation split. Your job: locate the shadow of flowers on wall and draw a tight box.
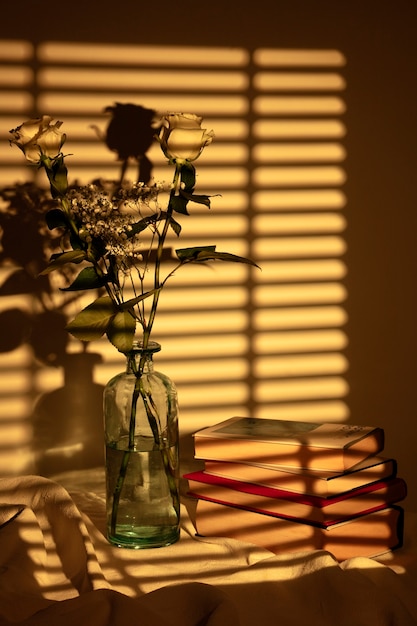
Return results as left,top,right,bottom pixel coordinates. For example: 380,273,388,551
0,102,156,474
0,102,157,365
0,181,71,364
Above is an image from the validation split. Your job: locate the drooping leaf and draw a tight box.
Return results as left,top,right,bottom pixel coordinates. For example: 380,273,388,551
195,250,260,267
175,246,216,261
106,309,136,353
65,295,116,342
180,191,211,208
40,249,87,275
176,245,260,268
60,266,107,291
169,216,182,236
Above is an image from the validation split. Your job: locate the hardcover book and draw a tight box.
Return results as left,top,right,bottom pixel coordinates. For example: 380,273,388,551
193,417,385,471
194,500,404,561
185,470,407,525
202,456,397,497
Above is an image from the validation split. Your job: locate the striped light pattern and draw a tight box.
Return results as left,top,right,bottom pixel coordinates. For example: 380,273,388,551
0,41,347,472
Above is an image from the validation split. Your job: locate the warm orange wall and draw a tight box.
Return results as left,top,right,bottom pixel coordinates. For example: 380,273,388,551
1,0,417,508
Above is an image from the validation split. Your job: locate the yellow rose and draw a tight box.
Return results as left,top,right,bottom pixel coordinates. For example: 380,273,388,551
9,115,65,164
156,113,214,162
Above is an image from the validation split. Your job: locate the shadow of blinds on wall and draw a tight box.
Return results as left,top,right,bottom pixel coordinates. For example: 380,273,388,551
0,41,348,466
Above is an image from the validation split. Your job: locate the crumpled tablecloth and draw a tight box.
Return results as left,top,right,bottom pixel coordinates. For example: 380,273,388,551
1,471,417,626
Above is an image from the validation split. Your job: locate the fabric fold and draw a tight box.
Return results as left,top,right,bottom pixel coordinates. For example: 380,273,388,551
2,474,417,626
0,476,237,626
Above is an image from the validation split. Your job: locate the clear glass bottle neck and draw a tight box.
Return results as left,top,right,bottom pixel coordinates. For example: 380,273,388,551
126,351,154,374
125,341,161,375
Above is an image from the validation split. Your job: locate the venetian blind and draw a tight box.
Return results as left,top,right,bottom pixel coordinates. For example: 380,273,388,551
0,41,348,471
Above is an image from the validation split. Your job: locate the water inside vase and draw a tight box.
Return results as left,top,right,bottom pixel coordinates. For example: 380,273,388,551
105,435,179,548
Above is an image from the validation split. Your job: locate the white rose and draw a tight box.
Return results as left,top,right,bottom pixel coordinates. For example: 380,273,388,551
9,115,65,164
156,113,214,162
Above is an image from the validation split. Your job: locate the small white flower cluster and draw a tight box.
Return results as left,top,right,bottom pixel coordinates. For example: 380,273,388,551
67,182,165,262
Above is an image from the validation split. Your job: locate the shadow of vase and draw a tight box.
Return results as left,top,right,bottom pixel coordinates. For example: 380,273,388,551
32,352,105,476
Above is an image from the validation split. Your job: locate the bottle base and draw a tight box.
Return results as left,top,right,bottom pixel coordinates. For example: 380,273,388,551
107,525,180,549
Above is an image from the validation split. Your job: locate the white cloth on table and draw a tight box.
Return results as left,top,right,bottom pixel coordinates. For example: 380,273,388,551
1,472,417,626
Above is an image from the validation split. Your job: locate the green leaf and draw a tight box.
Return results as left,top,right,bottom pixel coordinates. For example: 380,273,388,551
40,249,87,275
176,245,260,268
126,214,158,237
106,310,136,353
65,295,116,342
128,212,182,237
60,266,107,291
169,216,182,236
119,289,159,310
69,231,84,251
45,208,69,230
180,191,211,208
180,162,196,191
199,250,260,267
175,246,216,261
169,194,189,215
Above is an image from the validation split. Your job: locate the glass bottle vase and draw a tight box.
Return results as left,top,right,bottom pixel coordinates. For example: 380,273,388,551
103,341,180,548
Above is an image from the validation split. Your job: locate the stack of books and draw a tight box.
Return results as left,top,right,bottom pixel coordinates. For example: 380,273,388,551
184,416,407,561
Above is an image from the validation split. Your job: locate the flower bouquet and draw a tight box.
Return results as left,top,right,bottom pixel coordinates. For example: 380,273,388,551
9,110,257,547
